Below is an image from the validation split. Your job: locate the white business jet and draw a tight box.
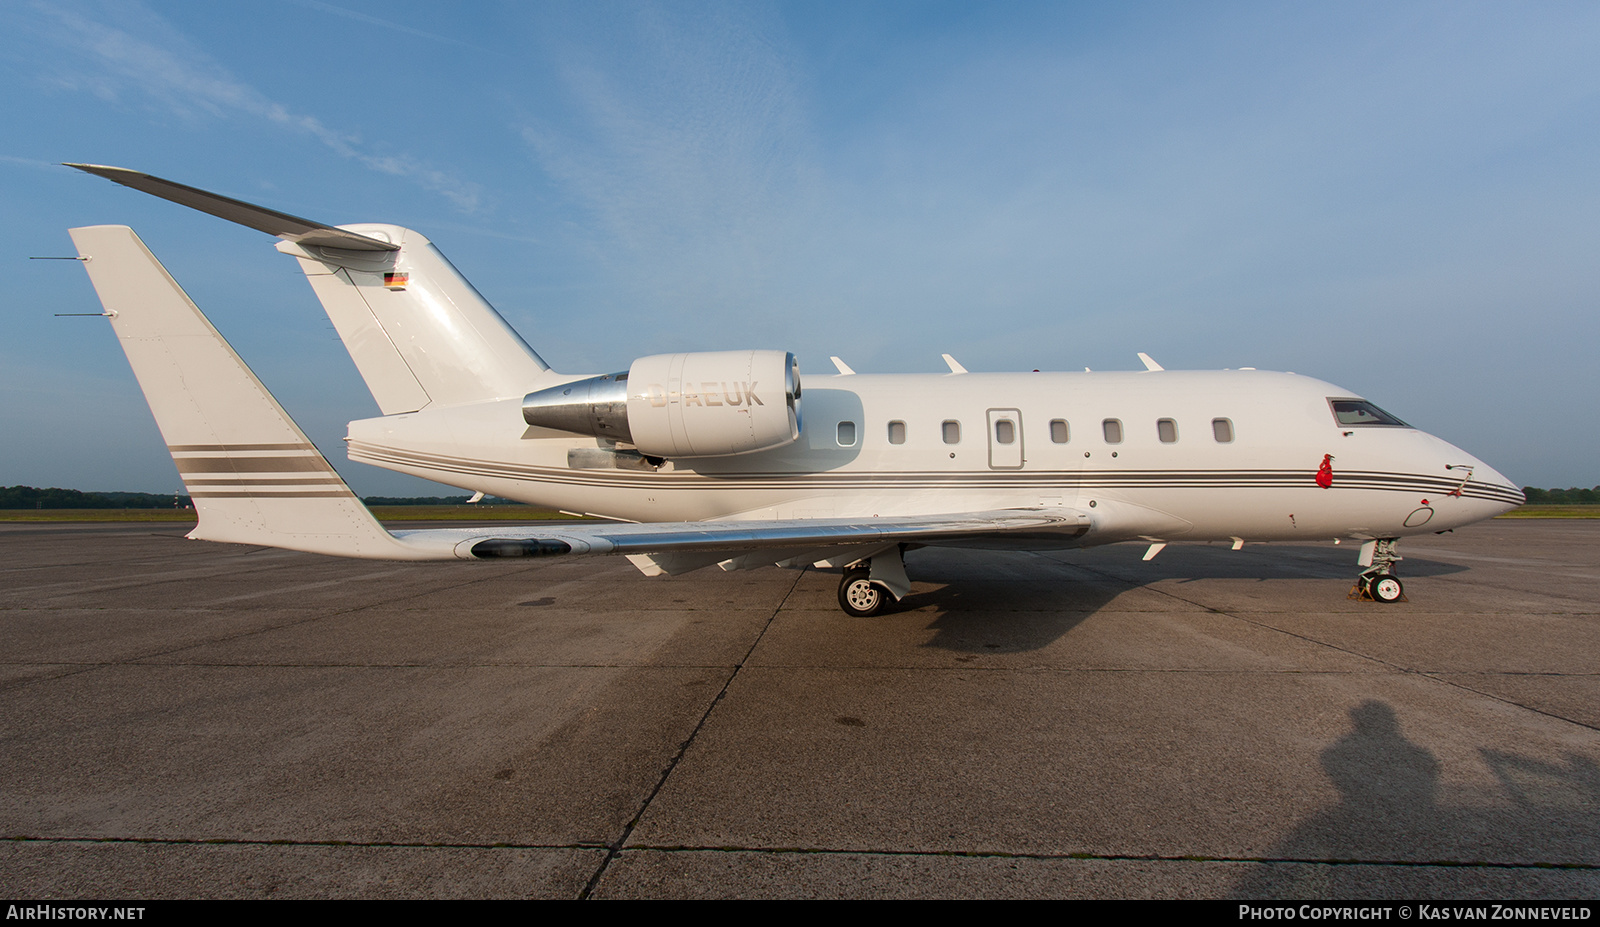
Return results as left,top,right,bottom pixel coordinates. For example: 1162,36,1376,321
63,164,1523,615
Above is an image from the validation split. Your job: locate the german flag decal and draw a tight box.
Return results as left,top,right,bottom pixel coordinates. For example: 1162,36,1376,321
383,272,408,289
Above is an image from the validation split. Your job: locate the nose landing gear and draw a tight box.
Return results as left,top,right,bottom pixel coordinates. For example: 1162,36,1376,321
1363,573,1404,603
1350,537,1406,603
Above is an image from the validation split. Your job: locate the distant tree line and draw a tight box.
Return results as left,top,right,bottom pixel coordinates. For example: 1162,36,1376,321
2,486,525,509
1522,486,1600,505
1,486,189,509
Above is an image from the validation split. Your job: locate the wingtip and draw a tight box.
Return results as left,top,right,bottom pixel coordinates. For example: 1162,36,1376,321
64,162,133,175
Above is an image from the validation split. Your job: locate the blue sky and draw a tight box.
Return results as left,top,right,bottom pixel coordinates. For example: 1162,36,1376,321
3,0,1596,495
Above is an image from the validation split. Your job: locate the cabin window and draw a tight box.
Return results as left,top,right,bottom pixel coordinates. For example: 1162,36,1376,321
942,420,961,444
1049,419,1069,444
1329,399,1408,427
887,420,906,445
995,420,1015,444
837,421,857,447
1157,418,1178,443
1212,418,1234,443
1102,419,1123,444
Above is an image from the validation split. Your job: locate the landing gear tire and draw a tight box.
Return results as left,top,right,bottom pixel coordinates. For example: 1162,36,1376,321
839,568,887,617
1369,574,1404,604
1350,538,1406,603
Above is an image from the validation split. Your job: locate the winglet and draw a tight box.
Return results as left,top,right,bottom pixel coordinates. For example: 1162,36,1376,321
1137,352,1164,371
830,356,856,375
941,353,968,374
68,224,436,560
65,163,399,252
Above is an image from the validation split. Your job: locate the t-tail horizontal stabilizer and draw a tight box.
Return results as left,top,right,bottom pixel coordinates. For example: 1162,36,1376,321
65,164,398,252
67,163,554,414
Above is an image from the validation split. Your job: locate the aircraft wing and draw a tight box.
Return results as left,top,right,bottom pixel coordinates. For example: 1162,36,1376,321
390,508,1090,563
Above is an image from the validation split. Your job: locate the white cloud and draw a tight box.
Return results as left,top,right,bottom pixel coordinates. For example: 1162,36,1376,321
25,0,483,211
516,4,821,315
280,0,499,54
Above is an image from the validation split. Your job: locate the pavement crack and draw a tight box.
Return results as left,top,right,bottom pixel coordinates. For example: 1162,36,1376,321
577,568,806,900
1415,673,1600,734
608,843,1600,871
0,567,544,695
1063,555,1600,733
0,834,606,851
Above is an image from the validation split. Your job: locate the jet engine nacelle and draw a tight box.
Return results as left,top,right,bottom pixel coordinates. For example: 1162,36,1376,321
522,350,801,458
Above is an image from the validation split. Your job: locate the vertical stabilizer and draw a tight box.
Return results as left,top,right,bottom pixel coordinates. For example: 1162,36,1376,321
68,225,428,559
276,226,552,413
63,164,555,415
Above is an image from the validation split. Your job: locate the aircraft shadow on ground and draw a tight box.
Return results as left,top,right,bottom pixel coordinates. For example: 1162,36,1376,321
885,544,1470,653
1228,700,1600,897
1064,542,1472,581
893,584,1109,654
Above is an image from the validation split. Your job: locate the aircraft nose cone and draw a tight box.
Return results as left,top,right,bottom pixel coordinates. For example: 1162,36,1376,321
1442,458,1524,521
1478,462,1525,507
1421,433,1523,524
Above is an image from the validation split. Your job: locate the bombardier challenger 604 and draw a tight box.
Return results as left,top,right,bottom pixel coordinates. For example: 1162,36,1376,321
63,164,1523,615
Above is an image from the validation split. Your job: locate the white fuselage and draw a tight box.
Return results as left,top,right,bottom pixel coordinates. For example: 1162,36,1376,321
345,368,1521,546
63,172,1522,605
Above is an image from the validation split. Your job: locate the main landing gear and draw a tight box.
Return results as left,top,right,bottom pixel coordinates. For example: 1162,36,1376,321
836,546,912,617
1350,537,1405,603
839,567,888,616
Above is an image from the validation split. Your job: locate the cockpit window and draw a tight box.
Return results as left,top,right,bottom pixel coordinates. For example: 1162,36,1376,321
1329,399,1409,427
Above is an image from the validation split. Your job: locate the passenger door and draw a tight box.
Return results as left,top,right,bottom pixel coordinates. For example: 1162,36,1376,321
987,408,1023,469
